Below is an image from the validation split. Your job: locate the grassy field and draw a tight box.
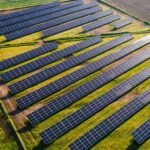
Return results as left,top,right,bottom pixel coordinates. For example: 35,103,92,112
0,0,55,10
0,106,18,150
0,1,150,150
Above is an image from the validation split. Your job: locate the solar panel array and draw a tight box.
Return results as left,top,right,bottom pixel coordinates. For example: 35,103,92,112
0,1,83,28
0,1,60,22
1,36,102,83
9,34,132,95
131,119,150,144
42,9,113,38
114,18,134,29
83,14,120,32
27,49,150,126
1,0,149,149
15,34,132,108
69,89,150,149
0,42,58,71
0,2,97,35
3,6,101,42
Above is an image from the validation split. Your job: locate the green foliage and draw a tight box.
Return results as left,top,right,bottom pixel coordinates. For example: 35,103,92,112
0,128,5,141
0,128,18,150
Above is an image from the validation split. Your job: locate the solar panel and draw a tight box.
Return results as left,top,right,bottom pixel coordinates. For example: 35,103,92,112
83,14,120,32
0,1,60,22
42,9,113,39
27,49,150,126
131,119,150,144
69,90,150,149
1,36,101,83
0,2,96,35
15,34,132,108
9,34,132,95
0,1,83,28
3,6,101,42
0,42,58,71
114,18,134,29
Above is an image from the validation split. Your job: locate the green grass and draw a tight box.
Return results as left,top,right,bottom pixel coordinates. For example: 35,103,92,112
0,130,18,150
0,0,55,10
0,108,18,150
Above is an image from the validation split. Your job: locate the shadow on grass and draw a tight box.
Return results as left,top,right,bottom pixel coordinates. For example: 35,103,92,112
0,93,12,100
0,42,37,48
18,122,33,133
127,140,141,150
9,108,22,115
33,140,50,150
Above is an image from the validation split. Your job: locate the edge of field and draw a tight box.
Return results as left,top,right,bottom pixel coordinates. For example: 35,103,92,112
0,102,27,150
98,0,150,25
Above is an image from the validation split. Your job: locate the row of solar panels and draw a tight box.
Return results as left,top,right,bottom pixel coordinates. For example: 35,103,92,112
0,42,58,71
1,34,131,83
26,49,150,126
1,35,150,108
0,1,93,35
131,118,150,144
1,6,103,41
41,9,114,38
1,34,149,95
3,32,147,146
0,0,134,42
0,1,60,21
2,41,149,147
69,89,150,149
113,17,133,29
19,62,148,146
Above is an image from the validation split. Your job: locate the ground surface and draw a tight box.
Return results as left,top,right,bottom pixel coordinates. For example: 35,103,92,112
0,0,55,10
0,0,150,150
102,0,150,23
0,107,18,150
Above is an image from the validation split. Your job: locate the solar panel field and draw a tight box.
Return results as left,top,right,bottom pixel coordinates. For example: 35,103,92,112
0,0,150,150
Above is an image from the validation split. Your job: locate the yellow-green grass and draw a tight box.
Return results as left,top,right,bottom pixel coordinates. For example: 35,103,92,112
0,0,56,10
0,2,150,150
0,129,18,150
0,105,19,150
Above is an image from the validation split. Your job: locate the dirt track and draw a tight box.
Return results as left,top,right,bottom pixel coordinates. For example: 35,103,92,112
103,0,150,22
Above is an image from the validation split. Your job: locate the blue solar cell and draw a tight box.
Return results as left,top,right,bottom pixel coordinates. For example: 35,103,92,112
27,49,150,126
0,42,58,71
131,118,150,144
4,6,101,42
0,2,96,35
69,89,150,150
14,34,132,108
0,1,60,22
